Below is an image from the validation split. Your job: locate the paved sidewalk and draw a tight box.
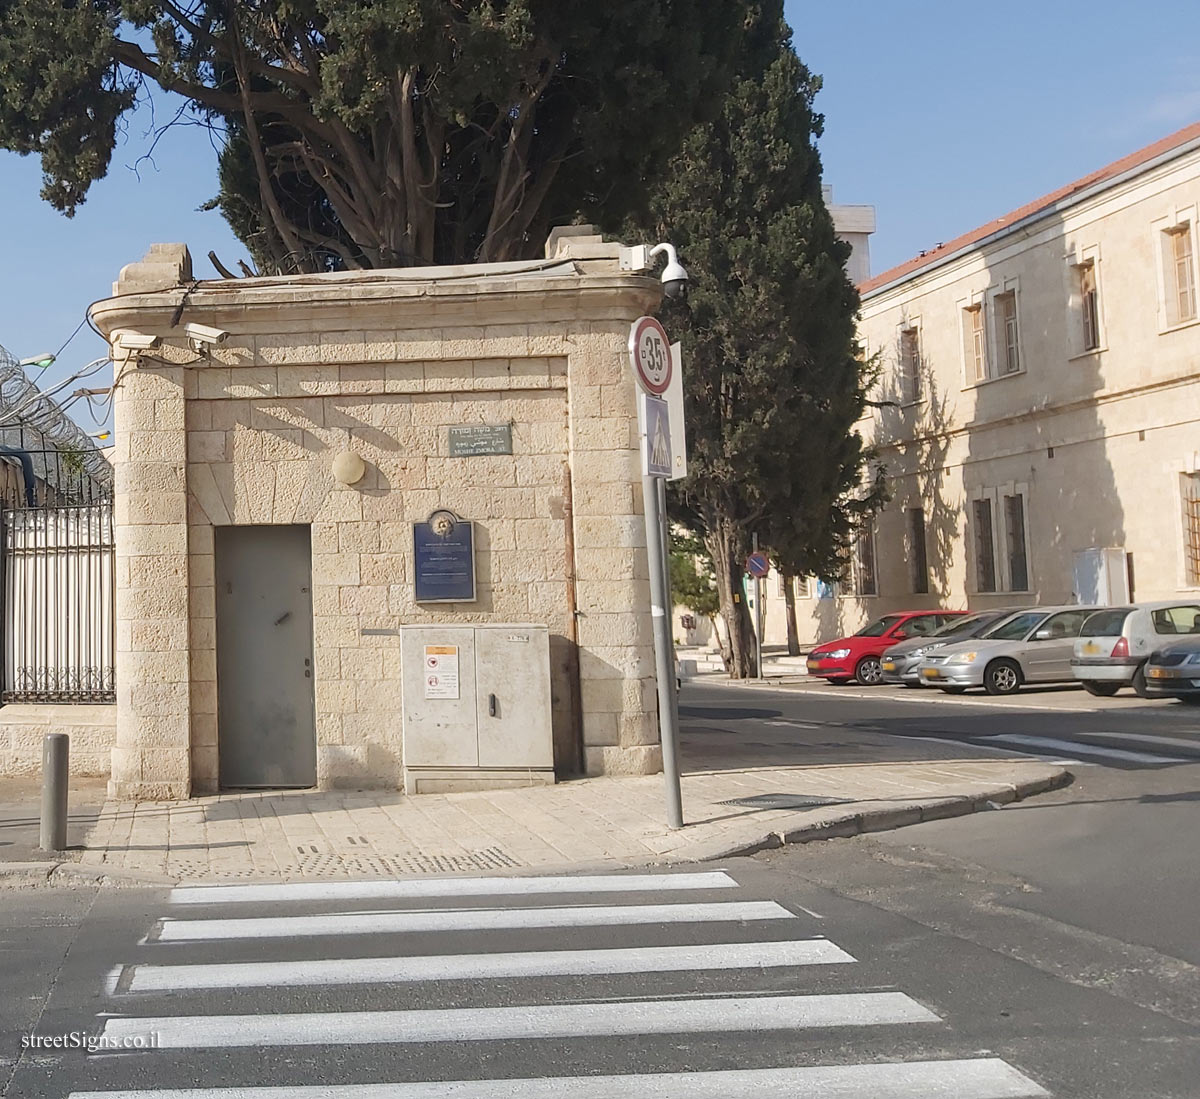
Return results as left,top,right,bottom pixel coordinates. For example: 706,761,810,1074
36,716,1070,884
0,776,106,863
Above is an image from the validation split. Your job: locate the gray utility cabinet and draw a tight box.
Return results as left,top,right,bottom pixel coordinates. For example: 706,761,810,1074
400,623,555,794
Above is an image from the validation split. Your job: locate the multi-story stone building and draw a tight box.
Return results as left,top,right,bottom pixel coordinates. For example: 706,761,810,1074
764,120,1200,648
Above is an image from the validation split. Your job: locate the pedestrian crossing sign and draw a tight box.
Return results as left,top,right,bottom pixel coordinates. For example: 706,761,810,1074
640,393,672,478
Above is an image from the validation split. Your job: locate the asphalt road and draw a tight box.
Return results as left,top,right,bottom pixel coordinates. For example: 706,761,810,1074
1,681,1196,1098
2,857,1195,1098
680,678,1200,964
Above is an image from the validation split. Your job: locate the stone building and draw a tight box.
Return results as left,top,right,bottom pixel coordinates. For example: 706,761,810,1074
759,121,1200,648
91,229,664,800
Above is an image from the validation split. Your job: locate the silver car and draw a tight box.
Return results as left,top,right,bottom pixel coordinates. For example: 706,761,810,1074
1071,601,1200,697
880,609,1026,686
918,605,1104,695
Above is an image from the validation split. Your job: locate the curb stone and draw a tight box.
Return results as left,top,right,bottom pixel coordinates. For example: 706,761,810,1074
681,768,1074,863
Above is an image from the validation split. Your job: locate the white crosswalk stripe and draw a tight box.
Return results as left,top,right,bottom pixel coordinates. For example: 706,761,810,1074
166,870,739,906
71,870,1052,1099
977,733,1190,764
67,1058,1049,1098
101,992,940,1048
150,899,795,942
113,938,854,992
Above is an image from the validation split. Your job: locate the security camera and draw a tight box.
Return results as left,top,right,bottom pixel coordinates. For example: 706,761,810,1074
111,330,159,351
650,243,689,300
184,323,230,349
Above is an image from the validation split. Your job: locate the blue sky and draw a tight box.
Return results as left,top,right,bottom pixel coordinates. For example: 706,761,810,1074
2,0,1198,426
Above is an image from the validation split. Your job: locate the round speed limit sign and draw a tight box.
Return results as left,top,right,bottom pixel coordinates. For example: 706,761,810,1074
628,316,672,395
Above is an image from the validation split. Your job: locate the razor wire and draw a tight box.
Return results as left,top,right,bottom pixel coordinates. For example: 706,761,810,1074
0,342,114,489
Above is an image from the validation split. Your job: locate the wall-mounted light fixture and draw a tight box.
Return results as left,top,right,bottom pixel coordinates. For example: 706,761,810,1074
332,450,366,485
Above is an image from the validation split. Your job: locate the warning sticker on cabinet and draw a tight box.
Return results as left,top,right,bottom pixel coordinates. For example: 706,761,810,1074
423,645,460,700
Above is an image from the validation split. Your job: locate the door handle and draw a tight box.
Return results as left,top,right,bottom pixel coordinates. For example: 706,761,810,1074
488,693,497,718
274,611,292,626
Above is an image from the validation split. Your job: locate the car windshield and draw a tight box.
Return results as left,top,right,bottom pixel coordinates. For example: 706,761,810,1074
856,615,903,638
932,613,987,638
1080,609,1132,637
983,610,1046,641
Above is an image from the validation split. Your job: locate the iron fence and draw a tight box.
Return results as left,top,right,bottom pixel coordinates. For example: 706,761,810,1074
1,498,115,703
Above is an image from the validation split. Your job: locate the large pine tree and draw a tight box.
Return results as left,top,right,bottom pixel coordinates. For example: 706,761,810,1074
0,1,744,271
627,3,882,676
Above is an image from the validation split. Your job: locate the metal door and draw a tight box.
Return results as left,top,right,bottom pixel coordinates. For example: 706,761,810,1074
215,525,316,788
475,626,554,769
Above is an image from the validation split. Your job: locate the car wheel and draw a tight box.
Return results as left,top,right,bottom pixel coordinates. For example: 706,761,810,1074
942,685,968,695
983,658,1022,696
1082,681,1121,697
1131,663,1150,698
854,656,883,685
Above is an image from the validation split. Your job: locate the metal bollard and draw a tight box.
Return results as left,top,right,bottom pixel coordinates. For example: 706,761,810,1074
39,733,69,853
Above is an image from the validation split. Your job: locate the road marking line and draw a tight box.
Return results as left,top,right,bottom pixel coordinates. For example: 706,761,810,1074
1076,730,1200,751
65,1056,1049,1097
168,871,740,907
981,734,1190,764
115,939,854,993
100,992,940,1049
893,733,1080,763
151,900,798,942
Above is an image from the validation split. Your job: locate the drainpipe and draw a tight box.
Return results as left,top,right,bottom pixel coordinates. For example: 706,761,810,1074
0,447,37,506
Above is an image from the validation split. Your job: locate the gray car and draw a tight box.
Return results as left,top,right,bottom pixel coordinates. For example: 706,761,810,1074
880,609,1026,686
918,605,1105,695
1143,636,1200,703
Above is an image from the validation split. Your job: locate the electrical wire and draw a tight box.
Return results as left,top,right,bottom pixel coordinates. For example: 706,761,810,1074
0,343,114,487
52,316,89,360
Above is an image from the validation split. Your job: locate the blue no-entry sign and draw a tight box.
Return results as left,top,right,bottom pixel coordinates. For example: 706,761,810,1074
745,551,769,578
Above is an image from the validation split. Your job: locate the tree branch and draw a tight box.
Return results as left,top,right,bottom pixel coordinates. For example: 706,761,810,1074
226,11,309,272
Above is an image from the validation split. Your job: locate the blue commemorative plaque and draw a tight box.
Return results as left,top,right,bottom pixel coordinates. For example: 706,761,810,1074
413,510,476,603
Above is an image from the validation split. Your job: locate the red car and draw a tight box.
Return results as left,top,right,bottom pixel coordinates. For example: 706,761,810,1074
806,611,968,685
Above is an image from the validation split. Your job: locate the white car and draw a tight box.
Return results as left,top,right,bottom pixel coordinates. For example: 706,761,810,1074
918,605,1104,695
1071,600,1200,697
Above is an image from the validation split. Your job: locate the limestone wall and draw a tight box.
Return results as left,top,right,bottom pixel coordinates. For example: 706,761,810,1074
94,241,663,799
0,704,116,775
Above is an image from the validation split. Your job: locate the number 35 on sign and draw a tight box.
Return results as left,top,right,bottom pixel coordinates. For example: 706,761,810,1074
628,317,672,395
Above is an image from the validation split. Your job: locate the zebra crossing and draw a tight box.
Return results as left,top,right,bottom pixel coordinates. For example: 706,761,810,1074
67,870,1050,1098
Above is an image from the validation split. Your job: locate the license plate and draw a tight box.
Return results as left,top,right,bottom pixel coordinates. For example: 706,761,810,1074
1147,667,1171,678
882,661,896,671
922,668,942,679
1082,642,1100,655
806,660,819,670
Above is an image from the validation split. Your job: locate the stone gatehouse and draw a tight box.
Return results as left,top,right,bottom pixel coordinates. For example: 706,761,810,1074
91,230,663,800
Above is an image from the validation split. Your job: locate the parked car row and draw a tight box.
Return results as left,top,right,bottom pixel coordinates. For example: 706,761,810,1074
806,600,1200,700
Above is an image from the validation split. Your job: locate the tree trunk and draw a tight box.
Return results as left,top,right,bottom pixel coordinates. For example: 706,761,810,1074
705,521,756,678
783,572,800,656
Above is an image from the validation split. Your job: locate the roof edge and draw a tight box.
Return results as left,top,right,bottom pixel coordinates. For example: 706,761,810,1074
860,120,1200,300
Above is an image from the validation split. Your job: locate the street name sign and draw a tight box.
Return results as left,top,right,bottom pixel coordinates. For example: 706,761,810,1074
448,424,512,457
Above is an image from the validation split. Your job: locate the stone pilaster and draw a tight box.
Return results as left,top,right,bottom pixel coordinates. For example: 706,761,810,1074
110,356,192,799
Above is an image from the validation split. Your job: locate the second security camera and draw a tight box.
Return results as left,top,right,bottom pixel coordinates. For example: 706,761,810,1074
649,243,689,301
185,323,230,350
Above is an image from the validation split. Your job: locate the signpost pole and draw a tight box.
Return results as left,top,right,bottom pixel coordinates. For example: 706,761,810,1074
752,534,764,681
630,316,683,830
643,473,684,830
